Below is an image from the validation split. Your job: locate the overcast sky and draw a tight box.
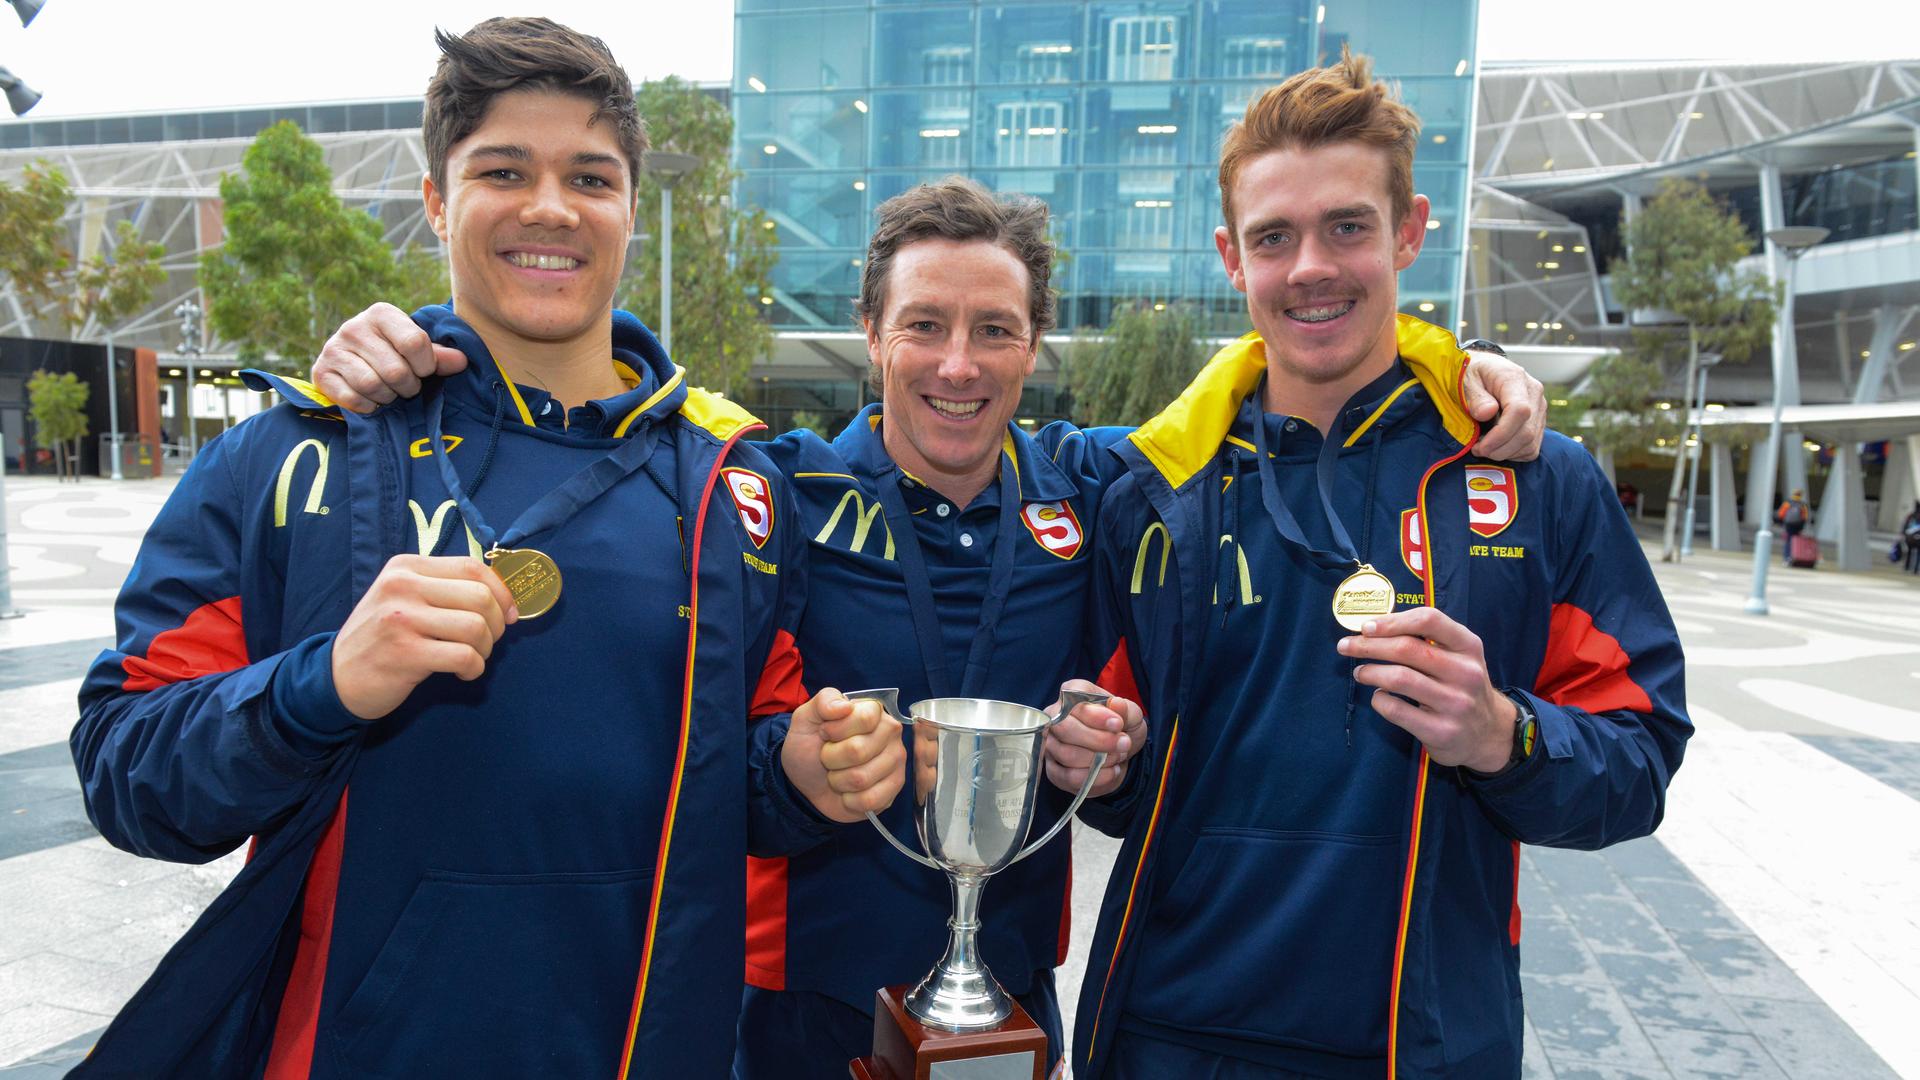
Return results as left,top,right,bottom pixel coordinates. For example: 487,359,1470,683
4,0,1917,121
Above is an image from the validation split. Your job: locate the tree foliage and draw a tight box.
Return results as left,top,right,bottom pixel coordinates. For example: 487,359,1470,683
27,369,89,481
201,121,447,371
1559,342,1684,458
616,76,776,398
1062,302,1208,426
0,161,70,309
1612,179,1777,358
1609,179,1778,558
0,160,167,335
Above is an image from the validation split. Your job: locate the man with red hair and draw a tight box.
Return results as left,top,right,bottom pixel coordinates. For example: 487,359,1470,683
1071,50,1689,1079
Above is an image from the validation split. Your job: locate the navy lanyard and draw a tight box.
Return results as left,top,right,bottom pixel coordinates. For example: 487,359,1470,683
427,382,659,555
872,455,1023,700
1250,388,1365,576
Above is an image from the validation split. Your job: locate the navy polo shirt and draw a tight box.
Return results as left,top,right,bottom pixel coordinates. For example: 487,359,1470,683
752,404,1120,1009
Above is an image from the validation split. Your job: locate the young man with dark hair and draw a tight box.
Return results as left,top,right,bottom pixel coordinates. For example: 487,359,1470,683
1072,52,1690,1079
71,18,902,1078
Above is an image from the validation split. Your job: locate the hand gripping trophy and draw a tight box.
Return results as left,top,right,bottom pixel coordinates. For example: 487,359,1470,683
845,689,1108,1080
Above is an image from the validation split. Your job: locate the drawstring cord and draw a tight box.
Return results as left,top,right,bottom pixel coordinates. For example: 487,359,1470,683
1221,448,1243,627
1341,429,1387,748
431,382,508,558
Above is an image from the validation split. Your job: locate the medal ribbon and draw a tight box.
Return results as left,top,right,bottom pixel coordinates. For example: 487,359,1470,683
427,382,660,556
1249,385,1368,575
872,452,1023,700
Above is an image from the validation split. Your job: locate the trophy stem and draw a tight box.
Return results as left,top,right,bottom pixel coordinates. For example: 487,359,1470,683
904,872,1014,1031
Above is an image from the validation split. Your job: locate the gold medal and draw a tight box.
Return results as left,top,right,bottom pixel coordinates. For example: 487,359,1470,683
1331,563,1394,632
489,546,563,620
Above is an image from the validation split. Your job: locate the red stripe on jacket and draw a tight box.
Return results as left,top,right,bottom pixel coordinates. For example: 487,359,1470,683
121,596,247,691
1096,639,1140,708
750,629,807,717
263,790,350,1080
743,628,805,989
1533,603,1652,714
745,856,788,990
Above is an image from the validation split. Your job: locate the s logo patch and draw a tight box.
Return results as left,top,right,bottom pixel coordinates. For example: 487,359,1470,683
1466,465,1518,539
1400,508,1427,581
1020,500,1084,560
723,468,774,549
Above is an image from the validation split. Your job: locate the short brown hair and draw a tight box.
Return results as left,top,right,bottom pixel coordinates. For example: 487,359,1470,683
856,176,1056,341
423,17,648,194
1218,47,1420,239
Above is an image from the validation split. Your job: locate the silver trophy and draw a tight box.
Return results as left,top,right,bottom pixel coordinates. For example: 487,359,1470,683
847,688,1109,1032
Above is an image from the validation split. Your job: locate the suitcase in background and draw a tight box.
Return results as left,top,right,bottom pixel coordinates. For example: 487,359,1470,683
1788,533,1819,568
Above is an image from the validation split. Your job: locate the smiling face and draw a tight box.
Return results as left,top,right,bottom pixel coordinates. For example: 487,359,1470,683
424,87,634,361
1216,140,1428,412
866,236,1037,505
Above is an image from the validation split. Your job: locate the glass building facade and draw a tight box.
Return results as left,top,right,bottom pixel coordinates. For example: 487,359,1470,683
734,0,1481,338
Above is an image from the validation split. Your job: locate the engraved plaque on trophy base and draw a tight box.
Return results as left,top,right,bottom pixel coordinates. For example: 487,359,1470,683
849,985,1045,1080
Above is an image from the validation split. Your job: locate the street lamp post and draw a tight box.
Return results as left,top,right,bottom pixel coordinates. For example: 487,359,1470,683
103,334,123,480
175,300,202,458
643,151,699,356
1745,225,1829,615
1680,352,1721,557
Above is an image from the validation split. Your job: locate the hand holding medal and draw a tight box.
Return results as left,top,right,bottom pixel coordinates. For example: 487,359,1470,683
331,554,521,721
1336,606,1519,773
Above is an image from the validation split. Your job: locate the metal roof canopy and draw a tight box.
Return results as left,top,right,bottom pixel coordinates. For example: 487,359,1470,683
1699,400,1920,443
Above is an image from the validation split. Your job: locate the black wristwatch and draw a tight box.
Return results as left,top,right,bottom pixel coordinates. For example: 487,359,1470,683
1502,689,1538,768
1461,338,1508,358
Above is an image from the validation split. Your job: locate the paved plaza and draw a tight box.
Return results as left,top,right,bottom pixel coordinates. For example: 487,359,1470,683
1,473,1916,1078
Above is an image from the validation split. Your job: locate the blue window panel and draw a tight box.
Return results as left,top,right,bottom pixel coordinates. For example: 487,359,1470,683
1197,0,1314,82
743,170,871,251
1319,0,1476,77
737,11,870,94
1081,84,1192,166
978,5,1086,86
973,89,1081,170
874,7,979,88
1086,2,1195,84
870,91,975,170
769,249,866,328
736,92,869,171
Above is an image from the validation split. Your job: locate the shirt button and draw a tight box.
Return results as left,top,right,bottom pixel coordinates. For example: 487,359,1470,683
936,503,951,518
960,532,974,548
1284,419,1299,433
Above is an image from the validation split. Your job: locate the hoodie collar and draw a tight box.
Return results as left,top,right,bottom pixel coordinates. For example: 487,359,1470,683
834,403,1079,503
412,304,689,439
1127,314,1479,491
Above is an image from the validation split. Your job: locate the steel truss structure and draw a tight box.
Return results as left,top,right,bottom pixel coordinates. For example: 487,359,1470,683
1467,58,1920,408
0,127,438,358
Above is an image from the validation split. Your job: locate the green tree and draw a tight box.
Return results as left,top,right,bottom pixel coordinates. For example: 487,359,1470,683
617,76,776,398
1062,302,1208,426
0,160,167,334
0,161,71,312
201,121,447,371
1610,178,1778,559
27,369,88,481
787,409,831,438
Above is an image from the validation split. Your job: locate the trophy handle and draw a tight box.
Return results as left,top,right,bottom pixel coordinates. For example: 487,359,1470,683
864,811,942,870
843,689,944,871
1007,689,1111,867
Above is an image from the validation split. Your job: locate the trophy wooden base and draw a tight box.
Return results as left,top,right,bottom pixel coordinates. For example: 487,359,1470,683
849,985,1047,1080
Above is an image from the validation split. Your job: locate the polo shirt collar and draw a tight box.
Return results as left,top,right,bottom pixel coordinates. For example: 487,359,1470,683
833,403,1078,503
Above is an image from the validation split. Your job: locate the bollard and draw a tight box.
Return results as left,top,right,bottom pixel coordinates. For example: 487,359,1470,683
0,433,22,618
